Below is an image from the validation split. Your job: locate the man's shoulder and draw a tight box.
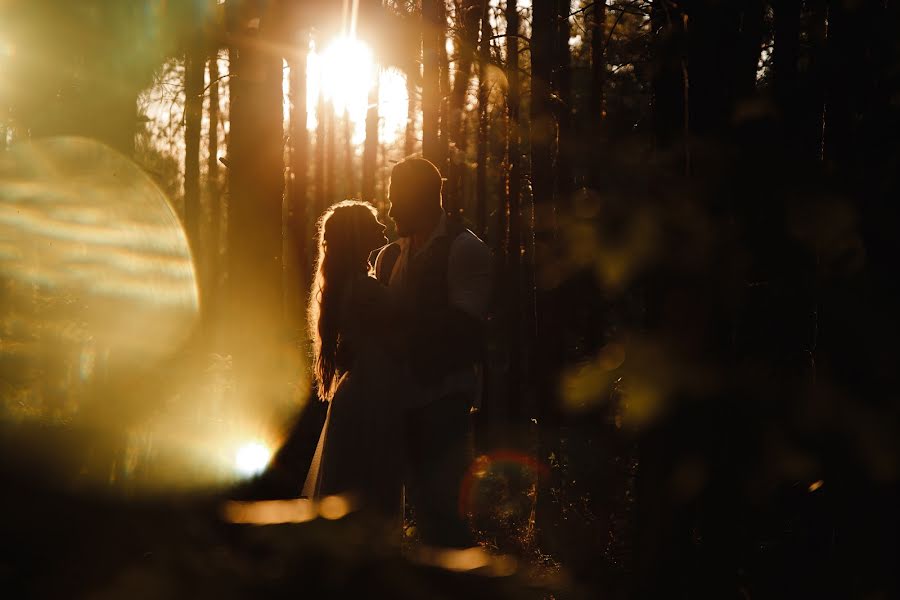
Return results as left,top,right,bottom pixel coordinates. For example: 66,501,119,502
450,227,490,256
448,228,492,273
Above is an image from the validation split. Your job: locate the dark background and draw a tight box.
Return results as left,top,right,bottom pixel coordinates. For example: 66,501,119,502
1,1,898,598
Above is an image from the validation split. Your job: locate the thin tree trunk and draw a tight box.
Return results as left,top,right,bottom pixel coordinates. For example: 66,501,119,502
475,0,491,236
405,65,418,157
184,43,204,248
685,4,742,142
449,0,482,146
438,0,451,177
553,0,574,205
325,102,336,207
506,0,522,423
287,35,309,327
422,0,442,165
207,51,222,294
362,71,379,203
289,40,308,230
823,0,879,173
650,0,686,164
803,0,827,163
772,0,801,139
445,0,482,216
531,1,556,212
343,108,355,199
735,0,764,101
531,0,562,550
589,0,607,190
315,86,326,217
0,107,7,151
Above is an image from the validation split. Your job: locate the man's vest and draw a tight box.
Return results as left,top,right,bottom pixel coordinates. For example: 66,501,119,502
378,218,484,385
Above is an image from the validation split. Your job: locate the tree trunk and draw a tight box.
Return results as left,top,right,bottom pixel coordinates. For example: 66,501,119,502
445,0,482,216
650,0,686,168
422,0,442,165
823,0,880,173
531,0,556,212
506,0,522,423
315,85,327,218
686,3,742,140
531,0,563,554
735,0,764,101
802,0,827,163
362,72,379,203
225,11,285,399
343,109,355,199
0,106,7,151
405,65,418,157
772,0,801,146
553,0,574,206
184,42,204,249
325,102,336,206
449,0,482,146
286,34,309,330
589,0,607,189
475,0,491,235
438,0,451,177
207,51,222,300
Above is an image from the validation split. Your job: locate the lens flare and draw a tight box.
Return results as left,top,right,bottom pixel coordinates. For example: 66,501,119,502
234,441,272,478
459,451,547,520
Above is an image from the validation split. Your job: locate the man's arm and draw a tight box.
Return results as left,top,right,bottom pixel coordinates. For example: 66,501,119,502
447,231,493,321
409,231,492,376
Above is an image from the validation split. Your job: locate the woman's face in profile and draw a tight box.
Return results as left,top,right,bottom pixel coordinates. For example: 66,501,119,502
362,214,388,253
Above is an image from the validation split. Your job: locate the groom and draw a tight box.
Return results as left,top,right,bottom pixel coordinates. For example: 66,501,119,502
375,157,492,548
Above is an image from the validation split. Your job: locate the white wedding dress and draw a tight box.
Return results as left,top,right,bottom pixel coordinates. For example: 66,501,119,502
302,275,406,517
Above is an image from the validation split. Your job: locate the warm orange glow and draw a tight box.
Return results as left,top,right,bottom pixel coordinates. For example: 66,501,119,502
305,36,408,145
322,36,374,114
222,494,356,525
222,499,316,525
414,546,519,577
318,494,353,520
234,441,272,477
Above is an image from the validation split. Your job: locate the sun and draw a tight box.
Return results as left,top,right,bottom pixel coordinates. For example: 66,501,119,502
305,36,408,145
321,36,374,118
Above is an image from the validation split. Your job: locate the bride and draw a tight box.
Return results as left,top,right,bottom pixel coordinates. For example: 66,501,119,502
302,200,405,521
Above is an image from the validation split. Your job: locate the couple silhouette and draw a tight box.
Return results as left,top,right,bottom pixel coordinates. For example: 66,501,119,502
301,157,492,548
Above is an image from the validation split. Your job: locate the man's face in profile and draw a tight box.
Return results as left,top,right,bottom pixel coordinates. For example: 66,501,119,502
388,175,417,237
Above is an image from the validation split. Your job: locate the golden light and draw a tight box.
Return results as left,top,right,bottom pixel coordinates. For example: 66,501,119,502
305,36,408,146
222,499,316,525
318,494,352,520
321,36,373,116
221,495,357,525
234,441,272,478
414,546,519,577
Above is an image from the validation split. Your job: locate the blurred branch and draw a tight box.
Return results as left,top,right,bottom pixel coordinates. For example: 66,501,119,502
201,72,232,95
605,6,629,53
570,1,650,19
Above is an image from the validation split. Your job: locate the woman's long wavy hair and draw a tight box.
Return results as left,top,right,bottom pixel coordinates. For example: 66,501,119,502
308,200,380,401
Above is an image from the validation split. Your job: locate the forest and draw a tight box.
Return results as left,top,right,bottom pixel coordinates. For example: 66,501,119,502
1,0,898,598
